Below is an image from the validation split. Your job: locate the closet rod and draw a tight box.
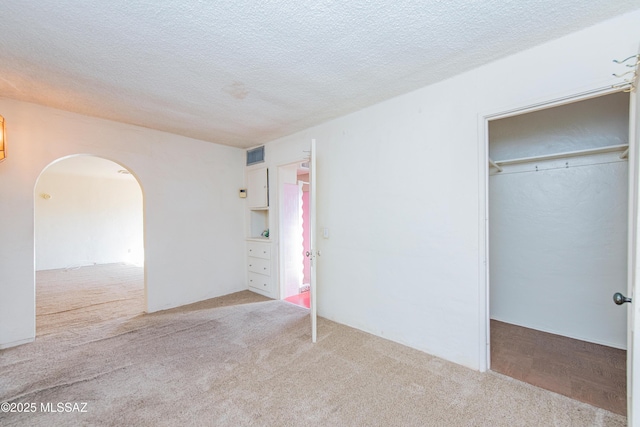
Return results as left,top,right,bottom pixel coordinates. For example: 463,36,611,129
494,144,629,167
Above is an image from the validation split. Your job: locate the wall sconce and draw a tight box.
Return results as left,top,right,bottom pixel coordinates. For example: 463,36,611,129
0,115,5,162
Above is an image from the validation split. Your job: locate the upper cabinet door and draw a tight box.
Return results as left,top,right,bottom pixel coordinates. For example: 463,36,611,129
247,167,268,208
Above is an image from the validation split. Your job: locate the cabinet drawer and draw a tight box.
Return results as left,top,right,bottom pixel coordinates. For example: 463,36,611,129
247,241,271,260
248,272,271,291
248,257,270,275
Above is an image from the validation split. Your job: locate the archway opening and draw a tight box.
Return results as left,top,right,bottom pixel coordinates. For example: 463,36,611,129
34,155,145,337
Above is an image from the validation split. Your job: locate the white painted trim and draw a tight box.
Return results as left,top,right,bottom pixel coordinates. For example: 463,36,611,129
478,113,491,372
626,82,639,426
483,85,622,121
310,138,317,343
0,337,34,349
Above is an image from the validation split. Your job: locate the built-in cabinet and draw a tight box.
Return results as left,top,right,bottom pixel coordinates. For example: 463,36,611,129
247,240,273,295
245,166,274,297
247,167,269,239
247,168,268,208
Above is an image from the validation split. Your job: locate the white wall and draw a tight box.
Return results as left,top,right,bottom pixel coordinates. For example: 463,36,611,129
35,168,143,270
0,99,246,349
489,94,629,349
489,93,630,160
490,159,628,348
260,10,640,369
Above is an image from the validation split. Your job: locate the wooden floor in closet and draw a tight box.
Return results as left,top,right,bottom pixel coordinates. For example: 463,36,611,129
490,320,626,415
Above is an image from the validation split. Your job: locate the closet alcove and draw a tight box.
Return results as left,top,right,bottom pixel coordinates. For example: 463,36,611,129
488,91,630,415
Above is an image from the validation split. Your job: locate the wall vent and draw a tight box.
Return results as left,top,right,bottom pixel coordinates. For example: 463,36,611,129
246,146,265,166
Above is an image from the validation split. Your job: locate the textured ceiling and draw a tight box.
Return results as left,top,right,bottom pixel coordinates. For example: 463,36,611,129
1,1,639,148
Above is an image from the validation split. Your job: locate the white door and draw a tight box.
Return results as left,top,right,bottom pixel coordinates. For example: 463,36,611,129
628,64,640,424
309,139,318,343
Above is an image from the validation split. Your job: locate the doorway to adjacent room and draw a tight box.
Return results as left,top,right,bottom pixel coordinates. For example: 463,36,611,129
279,160,311,309
34,155,145,337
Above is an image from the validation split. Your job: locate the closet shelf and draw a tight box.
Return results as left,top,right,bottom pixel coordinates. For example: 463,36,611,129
493,144,629,167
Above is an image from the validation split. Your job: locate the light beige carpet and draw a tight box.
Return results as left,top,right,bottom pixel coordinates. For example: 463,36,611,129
0,264,626,426
35,263,145,337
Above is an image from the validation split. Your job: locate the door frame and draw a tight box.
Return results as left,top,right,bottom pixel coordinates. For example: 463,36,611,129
275,140,317,343
478,85,633,374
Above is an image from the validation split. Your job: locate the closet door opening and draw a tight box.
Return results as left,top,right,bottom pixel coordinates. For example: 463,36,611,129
488,92,630,415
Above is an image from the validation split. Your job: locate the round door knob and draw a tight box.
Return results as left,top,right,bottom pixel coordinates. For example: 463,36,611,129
613,292,632,305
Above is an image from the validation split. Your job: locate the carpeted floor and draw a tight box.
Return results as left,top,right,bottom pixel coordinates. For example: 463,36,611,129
0,264,627,426
35,263,145,337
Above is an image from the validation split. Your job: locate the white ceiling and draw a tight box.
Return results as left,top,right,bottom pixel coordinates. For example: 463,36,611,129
2,1,639,149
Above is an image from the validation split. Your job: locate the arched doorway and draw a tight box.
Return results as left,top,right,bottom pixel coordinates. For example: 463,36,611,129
34,155,146,337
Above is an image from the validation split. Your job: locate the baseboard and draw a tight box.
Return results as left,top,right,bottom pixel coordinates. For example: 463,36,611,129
0,336,34,350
